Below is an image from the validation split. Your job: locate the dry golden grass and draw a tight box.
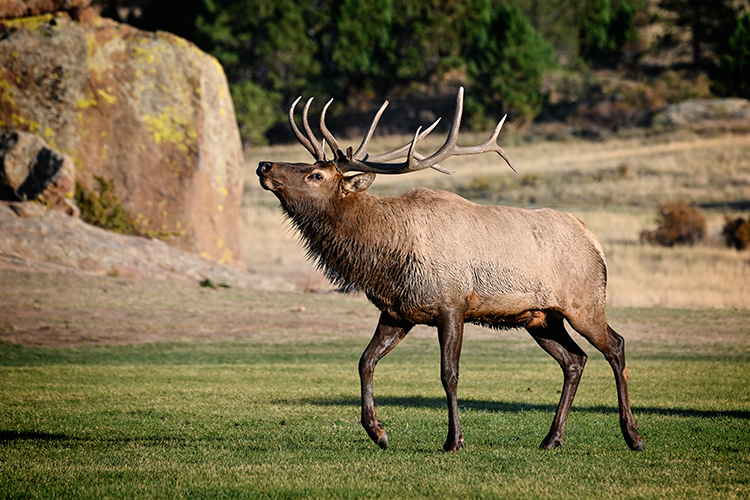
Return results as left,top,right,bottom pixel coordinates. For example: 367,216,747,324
565,209,750,308
242,131,750,309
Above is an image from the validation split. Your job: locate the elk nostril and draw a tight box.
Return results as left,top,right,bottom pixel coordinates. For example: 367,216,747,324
257,162,271,176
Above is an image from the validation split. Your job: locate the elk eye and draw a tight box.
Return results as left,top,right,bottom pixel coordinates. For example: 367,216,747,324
309,172,324,182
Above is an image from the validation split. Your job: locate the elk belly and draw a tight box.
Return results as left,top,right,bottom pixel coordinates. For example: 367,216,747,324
465,291,554,329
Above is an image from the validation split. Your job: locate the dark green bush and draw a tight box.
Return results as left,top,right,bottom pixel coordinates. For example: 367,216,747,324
579,0,642,68
712,12,750,98
464,2,555,124
230,81,283,147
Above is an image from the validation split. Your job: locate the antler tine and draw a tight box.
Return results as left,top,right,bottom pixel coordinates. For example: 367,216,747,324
455,114,517,172
341,87,469,175
289,96,319,159
409,86,465,168
342,122,455,175
415,87,516,172
363,117,441,163
337,98,438,173
347,98,442,163
351,99,389,161
355,119,454,174
302,97,326,161
320,98,344,161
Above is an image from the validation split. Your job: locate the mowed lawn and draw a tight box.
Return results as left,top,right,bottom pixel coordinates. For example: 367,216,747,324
1,300,748,499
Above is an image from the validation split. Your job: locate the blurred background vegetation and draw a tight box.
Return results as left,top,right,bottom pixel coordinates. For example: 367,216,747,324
94,0,750,146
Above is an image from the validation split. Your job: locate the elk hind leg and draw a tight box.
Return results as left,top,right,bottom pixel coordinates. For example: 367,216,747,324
568,315,644,451
359,312,412,450
525,311,588,449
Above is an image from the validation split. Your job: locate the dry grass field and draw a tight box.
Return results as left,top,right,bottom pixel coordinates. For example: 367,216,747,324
242,130,750,309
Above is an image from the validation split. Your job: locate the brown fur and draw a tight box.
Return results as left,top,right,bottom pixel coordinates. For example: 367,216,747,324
257,159,643,452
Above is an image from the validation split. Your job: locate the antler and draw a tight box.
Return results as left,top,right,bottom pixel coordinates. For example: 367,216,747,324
289,86,517,174
289,96,327,161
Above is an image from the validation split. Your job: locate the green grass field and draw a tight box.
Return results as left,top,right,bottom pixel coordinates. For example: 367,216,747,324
1,306,748,499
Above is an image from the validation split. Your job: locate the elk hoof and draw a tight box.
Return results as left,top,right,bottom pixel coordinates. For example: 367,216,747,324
443,436,465,452
629,438,644,451
376,430,389,450
623,424,644,451
365,425,389,450
540,437,563,450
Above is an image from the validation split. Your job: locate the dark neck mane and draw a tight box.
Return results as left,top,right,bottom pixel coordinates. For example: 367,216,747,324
283,193,423,305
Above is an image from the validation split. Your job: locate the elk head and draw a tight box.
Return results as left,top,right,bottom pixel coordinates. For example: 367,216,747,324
257,87,516,217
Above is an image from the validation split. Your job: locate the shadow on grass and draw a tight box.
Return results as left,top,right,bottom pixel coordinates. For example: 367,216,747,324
0,430,197,446
301,396,750,420
0,431,69,442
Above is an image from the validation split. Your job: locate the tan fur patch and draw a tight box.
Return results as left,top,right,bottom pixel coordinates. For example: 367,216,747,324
467,292,481,311
522,310,548,329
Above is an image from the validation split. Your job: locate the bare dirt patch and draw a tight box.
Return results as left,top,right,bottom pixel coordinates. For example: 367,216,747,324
0,268,376,347
1,268,747,355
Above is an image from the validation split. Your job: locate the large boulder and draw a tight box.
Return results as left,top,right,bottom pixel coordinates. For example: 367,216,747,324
654,98,750,127
0,9,245,269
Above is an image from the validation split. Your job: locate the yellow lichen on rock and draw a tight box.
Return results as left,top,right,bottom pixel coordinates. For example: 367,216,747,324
220,248,234,265
11,114,41,133
142,107,197,157
96,89,117,105
216,238,234,264
43,127,59,151
75,94,98,109
4,14,54,33
131,38,172,68
85,31,117,81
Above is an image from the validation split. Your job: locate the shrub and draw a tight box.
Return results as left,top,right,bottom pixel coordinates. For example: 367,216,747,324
650,69,714,104
722,216,750,250
640,200,706,247
74,176,139,236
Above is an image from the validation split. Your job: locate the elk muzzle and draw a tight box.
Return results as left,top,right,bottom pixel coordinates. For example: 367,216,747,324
257,162,281,191
257,162,271,175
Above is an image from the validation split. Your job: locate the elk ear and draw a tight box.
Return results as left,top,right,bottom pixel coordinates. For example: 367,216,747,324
341,172,375,196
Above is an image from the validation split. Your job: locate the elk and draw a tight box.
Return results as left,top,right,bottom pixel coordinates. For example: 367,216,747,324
257,87,643,452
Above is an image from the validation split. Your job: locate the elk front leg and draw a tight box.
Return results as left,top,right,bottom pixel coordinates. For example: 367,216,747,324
359,312,412,449
437,308,465,451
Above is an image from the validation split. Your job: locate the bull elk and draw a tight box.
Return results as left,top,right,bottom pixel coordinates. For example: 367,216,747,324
257,87,643,452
